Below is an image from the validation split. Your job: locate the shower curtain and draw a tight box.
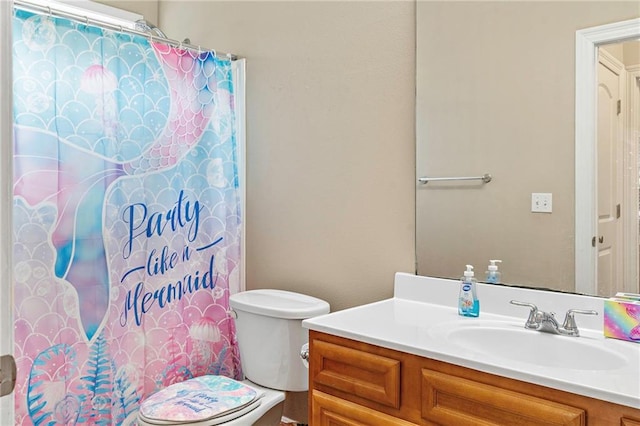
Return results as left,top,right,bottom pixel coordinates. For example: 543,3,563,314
12,9,242,425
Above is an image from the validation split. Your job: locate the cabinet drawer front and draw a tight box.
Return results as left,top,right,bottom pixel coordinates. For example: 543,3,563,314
421,369,585,426
311,390,416,426
312,340,401,408
622,418,640,426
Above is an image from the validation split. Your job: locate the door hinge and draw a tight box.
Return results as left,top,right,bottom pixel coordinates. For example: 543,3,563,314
617,99,622,115
616,203,621,219
0,354,16,397
592,236,596,247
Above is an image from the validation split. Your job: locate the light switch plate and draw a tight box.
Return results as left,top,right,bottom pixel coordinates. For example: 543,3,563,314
531,193,552,213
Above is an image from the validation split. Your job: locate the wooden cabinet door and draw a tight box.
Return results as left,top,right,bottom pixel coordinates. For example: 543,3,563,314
310,338,401,409
311,390,416,426
421,368,586,426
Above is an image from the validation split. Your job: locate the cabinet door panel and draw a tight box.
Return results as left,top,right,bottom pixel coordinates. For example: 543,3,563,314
311,390,416,426
312,339,401,408
421,369,585,426
622,418,640,426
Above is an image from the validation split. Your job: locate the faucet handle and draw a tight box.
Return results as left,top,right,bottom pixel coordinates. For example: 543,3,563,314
510,300,539,329
562,309,598,336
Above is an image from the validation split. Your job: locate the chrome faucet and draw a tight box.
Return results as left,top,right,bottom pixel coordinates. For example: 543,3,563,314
510,300,598,337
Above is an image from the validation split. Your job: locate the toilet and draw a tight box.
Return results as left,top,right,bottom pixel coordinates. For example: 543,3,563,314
137,289,330,426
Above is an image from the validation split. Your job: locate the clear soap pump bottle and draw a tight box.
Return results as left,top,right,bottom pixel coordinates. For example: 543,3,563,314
458,265,479,317
485,259,502,284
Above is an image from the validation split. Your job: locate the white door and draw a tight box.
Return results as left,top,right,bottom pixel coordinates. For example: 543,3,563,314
630,70,640,292
596,51,625,297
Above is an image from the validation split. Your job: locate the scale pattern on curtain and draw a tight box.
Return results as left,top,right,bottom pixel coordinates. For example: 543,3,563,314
12,9,242,425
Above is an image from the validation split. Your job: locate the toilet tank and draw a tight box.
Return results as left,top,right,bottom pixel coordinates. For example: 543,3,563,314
229,289,330,392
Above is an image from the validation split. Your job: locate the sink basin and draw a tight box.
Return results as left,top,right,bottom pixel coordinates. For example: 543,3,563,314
430,320,631,371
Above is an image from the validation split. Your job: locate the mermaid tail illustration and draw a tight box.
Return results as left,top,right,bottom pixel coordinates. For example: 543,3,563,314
14,126,124,341
123,44,221,175
13,44,227,341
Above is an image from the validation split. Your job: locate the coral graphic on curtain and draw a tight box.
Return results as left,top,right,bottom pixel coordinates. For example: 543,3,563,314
12,9,242,425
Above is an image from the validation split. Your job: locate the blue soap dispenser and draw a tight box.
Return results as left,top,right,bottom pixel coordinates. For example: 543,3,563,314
458,264,479,317
485,259,502,284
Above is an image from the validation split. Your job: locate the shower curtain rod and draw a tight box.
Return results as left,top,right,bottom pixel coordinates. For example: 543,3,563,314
13,0,239,60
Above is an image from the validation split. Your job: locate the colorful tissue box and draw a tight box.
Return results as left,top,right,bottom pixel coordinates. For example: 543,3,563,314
604,293,640,343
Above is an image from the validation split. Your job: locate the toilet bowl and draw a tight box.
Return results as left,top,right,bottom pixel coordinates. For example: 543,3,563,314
137,289,330,425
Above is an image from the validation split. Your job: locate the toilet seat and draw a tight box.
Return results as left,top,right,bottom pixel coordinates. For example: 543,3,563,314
137,376,263,426
138,398,261,425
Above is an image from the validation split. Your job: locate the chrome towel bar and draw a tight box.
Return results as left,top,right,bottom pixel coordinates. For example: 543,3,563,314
418,173,492,184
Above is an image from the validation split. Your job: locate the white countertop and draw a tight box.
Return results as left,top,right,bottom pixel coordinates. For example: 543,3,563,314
303,273,640,409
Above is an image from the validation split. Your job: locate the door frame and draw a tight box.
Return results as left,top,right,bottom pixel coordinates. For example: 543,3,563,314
575,18,640,295
0,0,13,422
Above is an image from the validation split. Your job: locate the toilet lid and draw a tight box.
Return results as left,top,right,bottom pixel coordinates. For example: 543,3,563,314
229,289,330,319
139,376,262,425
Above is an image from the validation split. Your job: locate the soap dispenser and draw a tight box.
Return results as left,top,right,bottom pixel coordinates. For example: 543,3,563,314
458,265,479,317
485,260,502,284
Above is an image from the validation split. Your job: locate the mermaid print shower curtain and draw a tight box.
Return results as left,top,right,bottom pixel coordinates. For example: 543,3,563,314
11,8,242,425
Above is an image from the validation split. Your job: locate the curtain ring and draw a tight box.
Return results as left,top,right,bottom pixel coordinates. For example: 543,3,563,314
198,45,201,55
211,49,217,58
47,6,51,17
85,16,89,26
